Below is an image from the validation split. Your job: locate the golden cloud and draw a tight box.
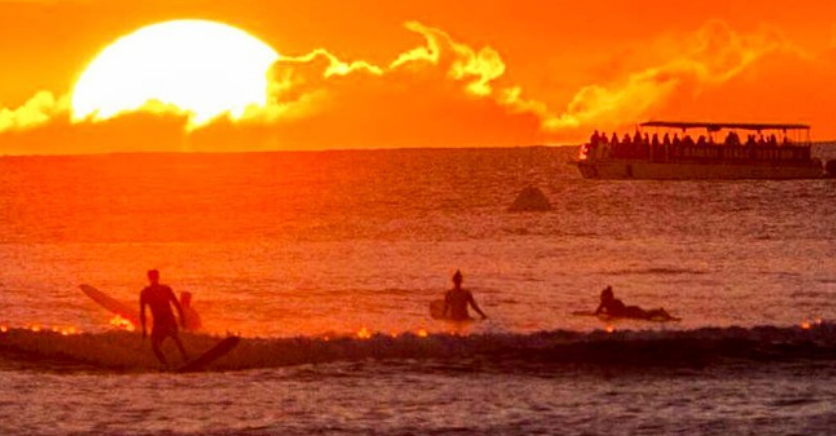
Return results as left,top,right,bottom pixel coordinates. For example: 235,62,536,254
525,20,803,133
0,91,70,133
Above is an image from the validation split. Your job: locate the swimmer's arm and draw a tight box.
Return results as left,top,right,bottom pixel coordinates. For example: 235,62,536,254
468,293,487,319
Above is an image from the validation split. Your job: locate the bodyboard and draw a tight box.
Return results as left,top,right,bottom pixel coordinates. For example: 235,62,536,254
80,284,141,325
176,336,240,373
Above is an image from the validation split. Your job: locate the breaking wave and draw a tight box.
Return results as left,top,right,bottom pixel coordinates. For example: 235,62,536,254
2,323,836,373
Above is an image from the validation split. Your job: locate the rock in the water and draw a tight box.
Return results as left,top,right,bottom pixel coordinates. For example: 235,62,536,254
508,186,552,212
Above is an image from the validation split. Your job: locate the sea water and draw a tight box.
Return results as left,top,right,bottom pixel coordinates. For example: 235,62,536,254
1,146,836,435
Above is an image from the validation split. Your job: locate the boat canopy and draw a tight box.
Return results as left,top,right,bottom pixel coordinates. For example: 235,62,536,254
640,121,810,132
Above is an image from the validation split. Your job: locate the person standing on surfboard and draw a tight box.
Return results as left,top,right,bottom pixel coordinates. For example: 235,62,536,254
140,269,189,366
443,270,488,321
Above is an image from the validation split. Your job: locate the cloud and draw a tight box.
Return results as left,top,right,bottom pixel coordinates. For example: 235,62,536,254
518,21,803,133
0,91,69,132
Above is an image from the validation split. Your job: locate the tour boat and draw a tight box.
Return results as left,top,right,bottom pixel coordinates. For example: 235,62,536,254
576,121,832,180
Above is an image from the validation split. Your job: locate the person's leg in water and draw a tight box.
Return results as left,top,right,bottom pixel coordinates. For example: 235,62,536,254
623,306,647,319
171,333,189,362
150,333,168,366
645,308,672,319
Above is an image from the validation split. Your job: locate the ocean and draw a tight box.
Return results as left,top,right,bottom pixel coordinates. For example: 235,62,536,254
1,146,836,435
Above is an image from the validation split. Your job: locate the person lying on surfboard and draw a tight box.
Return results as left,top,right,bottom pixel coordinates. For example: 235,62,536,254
594,286,673,320
443,270,488,321
140,269,189,366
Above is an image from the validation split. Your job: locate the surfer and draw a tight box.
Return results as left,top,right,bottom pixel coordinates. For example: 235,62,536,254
140,269,189,366
180,292,202,331
443,270,488,321
594,286,672,320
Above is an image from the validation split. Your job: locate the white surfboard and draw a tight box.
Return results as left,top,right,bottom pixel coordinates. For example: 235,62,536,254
79,284,141,325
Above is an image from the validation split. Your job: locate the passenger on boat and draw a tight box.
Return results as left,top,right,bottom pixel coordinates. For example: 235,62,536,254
724,131,740,146
590,130,601,146
663,133,671,146
633,130,643,145
611,132,620,145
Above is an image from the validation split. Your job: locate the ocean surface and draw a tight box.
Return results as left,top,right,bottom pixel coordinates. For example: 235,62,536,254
2,146,836,435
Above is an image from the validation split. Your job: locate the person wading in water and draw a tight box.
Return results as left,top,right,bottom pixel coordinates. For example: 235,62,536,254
140,269,189,366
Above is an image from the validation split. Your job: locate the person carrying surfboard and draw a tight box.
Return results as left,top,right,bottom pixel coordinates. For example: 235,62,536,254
594,286,673,320
443,270,488,321
179,291,202,331
140,269,189,366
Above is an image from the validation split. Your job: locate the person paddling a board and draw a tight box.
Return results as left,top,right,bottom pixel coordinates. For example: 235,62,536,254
140,269,189,366
443,270,488,321
594,286,672,320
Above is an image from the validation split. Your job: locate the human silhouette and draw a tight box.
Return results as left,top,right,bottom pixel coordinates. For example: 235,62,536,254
443,270,487,321
594,286,672,320
140,269,189,366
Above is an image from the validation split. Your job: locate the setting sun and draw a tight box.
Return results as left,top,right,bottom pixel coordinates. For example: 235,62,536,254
71,19,279,127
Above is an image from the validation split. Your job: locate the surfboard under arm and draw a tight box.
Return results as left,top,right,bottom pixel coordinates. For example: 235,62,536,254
79,284,141,325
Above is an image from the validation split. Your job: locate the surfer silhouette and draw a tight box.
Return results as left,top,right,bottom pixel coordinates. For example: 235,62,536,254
140,269,189,366
180,291,202,331
594,286,672,320
443,270,487,321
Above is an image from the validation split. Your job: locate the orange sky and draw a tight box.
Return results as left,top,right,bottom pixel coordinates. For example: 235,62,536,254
2,0,836,154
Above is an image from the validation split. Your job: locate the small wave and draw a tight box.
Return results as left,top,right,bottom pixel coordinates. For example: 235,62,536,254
3,323,836,374
606,267,707,276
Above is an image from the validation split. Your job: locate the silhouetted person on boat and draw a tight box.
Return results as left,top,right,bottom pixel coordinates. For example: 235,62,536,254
443,270,487,321
594,286,672,320
140,269,189,366
590,130,601,147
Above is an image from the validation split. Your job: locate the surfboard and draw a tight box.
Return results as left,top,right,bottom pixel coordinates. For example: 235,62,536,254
79,284,140,325
571,310,681,322
176,336,241,373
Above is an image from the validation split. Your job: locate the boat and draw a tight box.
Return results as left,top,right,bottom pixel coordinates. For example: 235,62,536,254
576,121,833,180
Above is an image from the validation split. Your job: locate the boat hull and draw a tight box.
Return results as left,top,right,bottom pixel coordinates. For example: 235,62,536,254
577,160,824,180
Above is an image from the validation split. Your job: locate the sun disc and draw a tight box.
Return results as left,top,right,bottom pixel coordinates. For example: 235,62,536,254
71,20,279,126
